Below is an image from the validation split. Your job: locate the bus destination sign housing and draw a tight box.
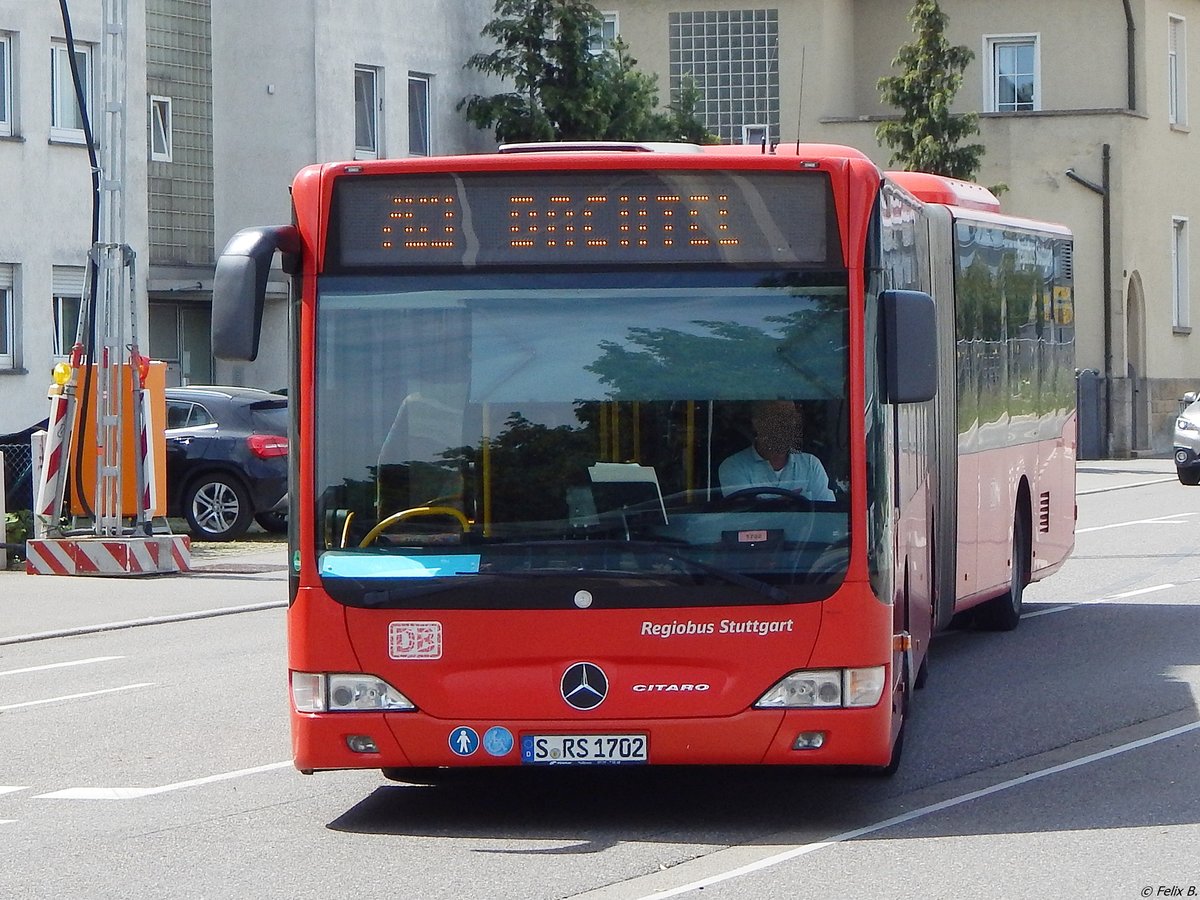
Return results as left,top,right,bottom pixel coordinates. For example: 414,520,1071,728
329,169,840,269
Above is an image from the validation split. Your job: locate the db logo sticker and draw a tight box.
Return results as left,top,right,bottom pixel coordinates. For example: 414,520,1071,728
389,622,443,660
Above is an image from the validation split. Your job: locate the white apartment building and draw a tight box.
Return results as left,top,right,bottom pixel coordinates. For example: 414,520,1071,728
209,0,498,391
1,0,497,441
0,0,150,438
604,0,1200,456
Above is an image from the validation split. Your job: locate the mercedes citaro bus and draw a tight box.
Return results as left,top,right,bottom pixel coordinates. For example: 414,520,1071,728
212,141,1075,778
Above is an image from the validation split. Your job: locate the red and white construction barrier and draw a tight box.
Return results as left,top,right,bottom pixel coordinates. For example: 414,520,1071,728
25,535,191,576
32,393,73,538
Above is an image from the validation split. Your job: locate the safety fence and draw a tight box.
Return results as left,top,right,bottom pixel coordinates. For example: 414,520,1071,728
1,443,34,511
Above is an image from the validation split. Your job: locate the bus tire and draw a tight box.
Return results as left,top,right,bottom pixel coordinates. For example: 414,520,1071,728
914,650,929,689
977,509,1030,631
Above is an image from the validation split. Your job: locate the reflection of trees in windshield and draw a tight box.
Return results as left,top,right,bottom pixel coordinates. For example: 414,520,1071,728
317,289,850,546
443,411,597,524
586,306,846,401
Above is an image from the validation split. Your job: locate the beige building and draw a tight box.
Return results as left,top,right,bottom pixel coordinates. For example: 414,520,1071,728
604,0,1200,456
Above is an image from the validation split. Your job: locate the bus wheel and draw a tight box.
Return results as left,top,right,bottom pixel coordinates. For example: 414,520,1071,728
977,510,1030,631
878,720,905,776
859,710,906,777
914,651,929,689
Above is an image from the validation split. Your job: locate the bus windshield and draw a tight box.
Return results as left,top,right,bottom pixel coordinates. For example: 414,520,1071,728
314,269,850,609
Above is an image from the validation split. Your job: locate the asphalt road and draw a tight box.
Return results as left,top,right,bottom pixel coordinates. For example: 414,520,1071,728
1,459,1197,899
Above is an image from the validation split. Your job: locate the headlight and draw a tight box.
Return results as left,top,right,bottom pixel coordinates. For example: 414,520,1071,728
755,670,842,708
754,667,886,709
291,672,416,712
1177,417,1199,432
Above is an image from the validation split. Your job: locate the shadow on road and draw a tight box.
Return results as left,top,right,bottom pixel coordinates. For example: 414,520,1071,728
325,599,1200,849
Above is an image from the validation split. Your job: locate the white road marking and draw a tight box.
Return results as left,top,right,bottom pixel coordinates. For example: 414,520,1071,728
0,786,27,796
0,821,14,826
636,718,1200,899
1077,476,1177,495
37,760,293,800
0,601,287,646
0,656,125,677
1024,583,1177,619
1076,512,1196,533
0,682,156,712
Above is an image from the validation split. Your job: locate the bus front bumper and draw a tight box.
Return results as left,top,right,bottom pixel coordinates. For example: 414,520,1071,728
290,704,895,772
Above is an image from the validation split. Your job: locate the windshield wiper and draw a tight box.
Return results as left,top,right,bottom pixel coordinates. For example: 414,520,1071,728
474,539,789,602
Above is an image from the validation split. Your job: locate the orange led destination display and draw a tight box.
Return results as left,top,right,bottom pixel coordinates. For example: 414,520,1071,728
331,170,838,268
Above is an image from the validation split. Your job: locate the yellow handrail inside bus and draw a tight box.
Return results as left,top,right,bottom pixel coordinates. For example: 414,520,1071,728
358,506,471,547
339,511,355,548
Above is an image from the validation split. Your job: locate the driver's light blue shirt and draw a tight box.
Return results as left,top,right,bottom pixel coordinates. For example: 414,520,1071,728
718,446,835,501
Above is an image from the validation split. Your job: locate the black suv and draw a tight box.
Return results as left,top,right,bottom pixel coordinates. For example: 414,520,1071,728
164,386,288,541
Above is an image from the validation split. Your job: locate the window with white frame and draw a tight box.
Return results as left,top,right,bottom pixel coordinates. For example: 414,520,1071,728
150,95,172,161
589,12,619,54
1173,217,1191,330
0,264,14,370
354,66,381,159
52,266,85,357
742,124,769,148
0,33,12,137
984,35,1039,112
408,73,430,156
1169,16,1187,126
51,40,92,142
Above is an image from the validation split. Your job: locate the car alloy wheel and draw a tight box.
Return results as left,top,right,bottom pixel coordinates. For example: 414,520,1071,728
184,473,252,541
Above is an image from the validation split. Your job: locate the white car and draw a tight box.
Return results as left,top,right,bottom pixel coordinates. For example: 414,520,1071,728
1173,391,1200,485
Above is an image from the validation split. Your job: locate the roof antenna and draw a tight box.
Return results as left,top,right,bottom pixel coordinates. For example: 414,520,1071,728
795,45,805,155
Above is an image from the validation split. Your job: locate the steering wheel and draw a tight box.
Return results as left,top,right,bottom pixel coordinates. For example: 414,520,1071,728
717,487,815,510
358,506,471,547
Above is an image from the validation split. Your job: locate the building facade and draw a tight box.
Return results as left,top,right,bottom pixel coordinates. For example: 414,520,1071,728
7,1,1195,458
605,0,1200,456
209,0,498,392
0,0,150,436
1,0,498,439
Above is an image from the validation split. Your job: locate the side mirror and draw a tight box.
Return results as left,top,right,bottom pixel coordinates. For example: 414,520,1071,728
1183,391,1198,405
212,226,300,361
880,289,937,404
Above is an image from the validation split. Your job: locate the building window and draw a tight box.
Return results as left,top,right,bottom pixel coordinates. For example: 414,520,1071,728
150,95,172,161
1170,16,1187,126
589,12,619,55
742,124,769,148
408,73,430,156
52,266,85,357
0,33,12,137
668,9,780,145
51,40,92,142
1173,217,1190,330
0,264,14,370
354,66,380,159
984,35,1039,112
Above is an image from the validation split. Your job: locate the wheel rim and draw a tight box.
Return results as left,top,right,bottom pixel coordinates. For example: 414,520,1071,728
193,482,241,535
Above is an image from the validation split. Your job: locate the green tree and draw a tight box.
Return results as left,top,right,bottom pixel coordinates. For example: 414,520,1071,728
459,0,714,143
876,0,984,180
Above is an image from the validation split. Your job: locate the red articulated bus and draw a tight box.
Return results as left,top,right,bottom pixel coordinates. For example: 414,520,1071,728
213,141,1075,777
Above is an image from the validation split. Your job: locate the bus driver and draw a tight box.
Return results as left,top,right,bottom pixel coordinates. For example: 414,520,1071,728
718,400,835,501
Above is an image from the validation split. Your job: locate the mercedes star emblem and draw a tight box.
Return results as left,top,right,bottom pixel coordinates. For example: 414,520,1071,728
560,662,608,710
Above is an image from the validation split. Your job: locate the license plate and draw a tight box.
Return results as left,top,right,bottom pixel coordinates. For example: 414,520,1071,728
521,734,648,765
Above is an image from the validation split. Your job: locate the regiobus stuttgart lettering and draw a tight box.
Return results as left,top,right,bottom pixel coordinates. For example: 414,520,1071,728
640,618,796,639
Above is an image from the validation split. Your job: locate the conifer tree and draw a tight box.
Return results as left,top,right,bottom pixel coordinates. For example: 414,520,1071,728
876,0,984,180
